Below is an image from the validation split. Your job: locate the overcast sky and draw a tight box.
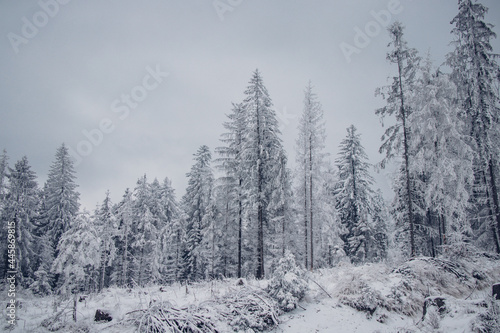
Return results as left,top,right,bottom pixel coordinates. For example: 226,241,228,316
1,0,499,210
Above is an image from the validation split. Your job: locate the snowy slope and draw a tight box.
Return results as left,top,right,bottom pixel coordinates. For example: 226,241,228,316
3,255,499,332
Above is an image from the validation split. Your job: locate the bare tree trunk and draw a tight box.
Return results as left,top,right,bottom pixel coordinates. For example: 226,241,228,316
73,293,77,322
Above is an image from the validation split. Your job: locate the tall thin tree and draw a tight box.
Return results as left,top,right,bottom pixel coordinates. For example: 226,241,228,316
376,22,420,257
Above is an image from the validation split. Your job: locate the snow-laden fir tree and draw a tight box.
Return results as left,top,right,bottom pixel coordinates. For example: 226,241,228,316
94,191,117,291
111,188,134,287
130,175,161,286
409,58,474,255
52,211,101,295
181,145,214,281
267,250,308,312
295,82,327,270
39,144,80,257
319,162,344,267
1,156,39,286
334,125,375,264
199,194,220,279
158,177,183,284
241,69,287,279
212,180,238,277
370,190,389,262
375,22,420,257
216,102,246,277
447,0,500,253
267,150,294,261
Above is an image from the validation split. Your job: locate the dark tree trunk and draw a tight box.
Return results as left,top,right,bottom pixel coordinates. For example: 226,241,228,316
488,159,500,253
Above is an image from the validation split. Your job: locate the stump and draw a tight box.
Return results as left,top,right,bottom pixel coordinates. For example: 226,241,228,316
493,283,500,300
94,309,112,322
422,296,446,319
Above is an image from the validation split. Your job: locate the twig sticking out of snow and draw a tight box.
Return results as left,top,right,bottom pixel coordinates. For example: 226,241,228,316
307,276,332,298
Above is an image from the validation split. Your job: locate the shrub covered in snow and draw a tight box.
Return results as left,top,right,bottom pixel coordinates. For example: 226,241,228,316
337,278,384,317
209,287,280,331
471,297,500,333
124,286,281,332
127,300,218,333
266,250,308,312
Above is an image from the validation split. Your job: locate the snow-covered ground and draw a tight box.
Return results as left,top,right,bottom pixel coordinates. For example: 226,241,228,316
3,255,499,332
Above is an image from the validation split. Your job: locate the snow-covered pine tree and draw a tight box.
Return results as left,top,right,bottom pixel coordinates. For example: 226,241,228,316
334,125,375,264
216,102,247,278
295,82,327,270
447,0,500,253
30,233,54,295
181,145,214,281
212,180,238,278
370,190,389,262
95,191,117,291
267,150,294,261
158,177,182,284
242,69,286,279
318,162,344,267
40,144,80,256
130,175,160,286
1,156,39,286
376,22,420,257
410,58,474,255
111,188,134,287
200,193,220,279
52,211,101,295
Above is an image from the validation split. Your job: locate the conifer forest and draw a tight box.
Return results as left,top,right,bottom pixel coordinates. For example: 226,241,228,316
1,0,500,332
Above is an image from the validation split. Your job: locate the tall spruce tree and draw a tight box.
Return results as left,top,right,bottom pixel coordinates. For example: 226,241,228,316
216,102,247,278
112,188,134,287
295,82,327,270
242,69,285,279
158,177,182,283
376,22,420,257
131,175,160,286
2,156,39,286
410,59,474,254
334,125,375,263
95,191,117,291
181,145,214,281
40,144,80,256
447,0,500,253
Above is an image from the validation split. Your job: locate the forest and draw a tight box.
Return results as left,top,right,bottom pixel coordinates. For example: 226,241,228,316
1,0,500,332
